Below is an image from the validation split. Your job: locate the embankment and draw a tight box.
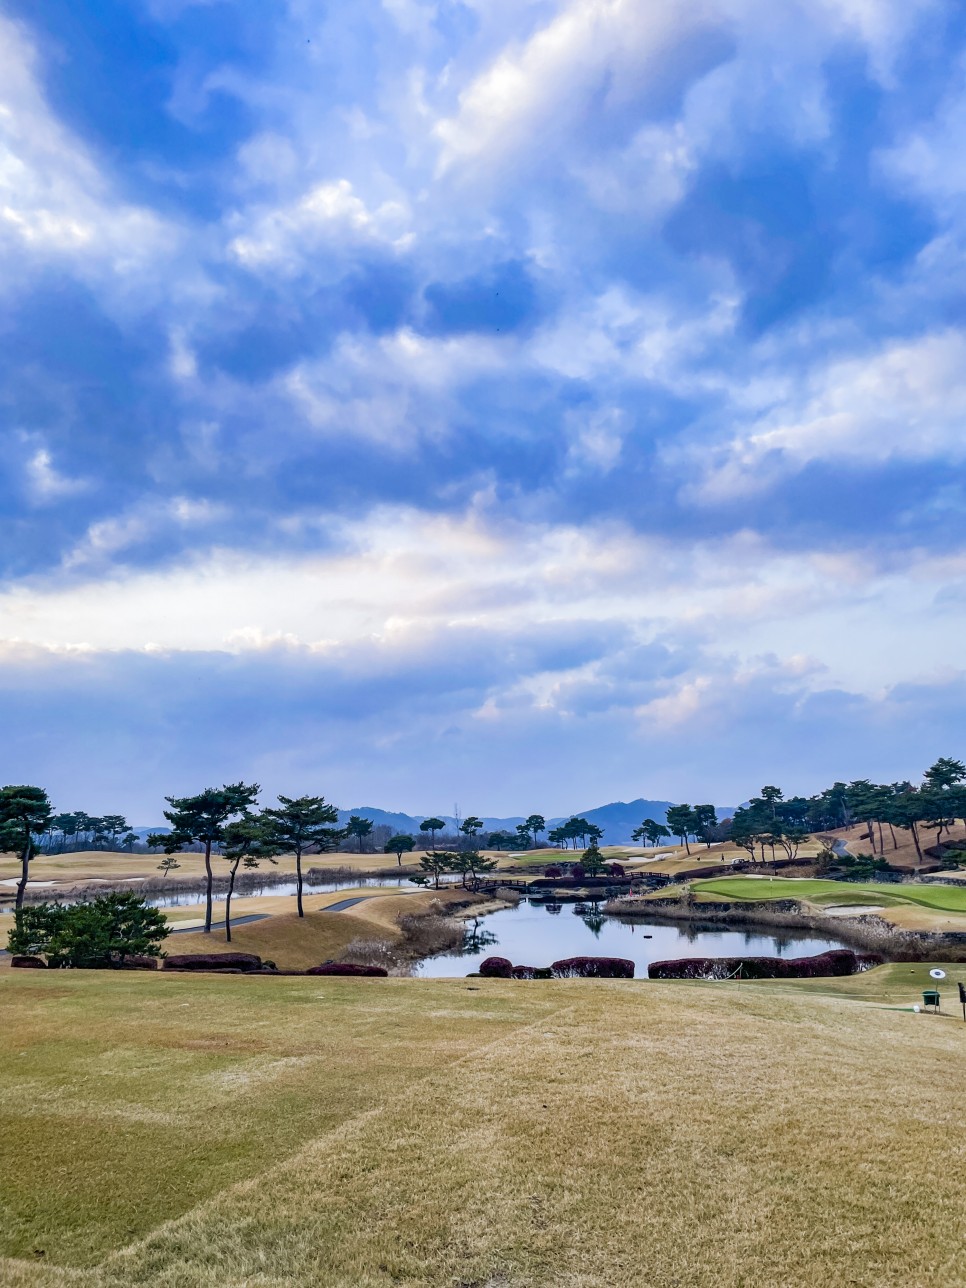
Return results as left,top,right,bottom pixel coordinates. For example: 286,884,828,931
606,895,966,961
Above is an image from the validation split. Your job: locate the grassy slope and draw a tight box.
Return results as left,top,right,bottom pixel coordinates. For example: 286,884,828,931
829,819,966,870
165,889,468,970
2,969,966,1288
167,908,386,970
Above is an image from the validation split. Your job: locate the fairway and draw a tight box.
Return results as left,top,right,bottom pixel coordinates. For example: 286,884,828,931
2,969,966,1287
692,875,966,913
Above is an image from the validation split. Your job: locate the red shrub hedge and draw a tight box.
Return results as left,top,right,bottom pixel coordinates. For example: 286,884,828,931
551,956,635,978
479,956,513,978
162,952,263,972
510,965,537,979
647,948,877,980
570,866,585,881
11,955,46,968
609,863,626,877
306,962,389,977
544,866,562,879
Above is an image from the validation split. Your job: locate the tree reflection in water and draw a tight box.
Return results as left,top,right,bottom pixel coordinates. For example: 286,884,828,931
574,900,605,937
458,918,499,956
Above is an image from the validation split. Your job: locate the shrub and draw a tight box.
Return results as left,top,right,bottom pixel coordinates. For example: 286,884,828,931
510,965,536,979
647,948,865,981
339,938,400,972
479,956,513,978
609,863,626,877
570,866,585,881
494,886,522,905
8,893,169,969
163,952,263,972
397,912,464,956
11,954,46,968
545,866,562,879
306,962,388,977
551,955,634,979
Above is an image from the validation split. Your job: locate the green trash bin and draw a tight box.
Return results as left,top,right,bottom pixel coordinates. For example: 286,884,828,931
923,989,940,1012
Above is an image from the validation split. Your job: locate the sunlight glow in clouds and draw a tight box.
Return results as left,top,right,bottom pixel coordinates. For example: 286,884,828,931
0,0,964,814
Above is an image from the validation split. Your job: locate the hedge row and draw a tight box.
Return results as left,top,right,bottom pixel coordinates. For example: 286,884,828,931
12,953,159,970
11,949,391,976
479,955,635,979
552,955,635,978
647,948,882,980
159,953,386,977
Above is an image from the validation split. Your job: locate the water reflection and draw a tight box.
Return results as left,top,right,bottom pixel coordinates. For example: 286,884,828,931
573,901,605,937
145,874,417,908
416,897,850,978
457,918,499,956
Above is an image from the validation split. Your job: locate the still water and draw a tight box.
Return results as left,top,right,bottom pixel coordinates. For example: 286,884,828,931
144,874,421,908
416,898,849,978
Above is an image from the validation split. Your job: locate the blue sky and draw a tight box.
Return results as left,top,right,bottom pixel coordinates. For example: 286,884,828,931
2,0,966,820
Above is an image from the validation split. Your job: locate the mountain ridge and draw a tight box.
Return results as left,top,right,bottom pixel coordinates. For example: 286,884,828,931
334,798,740,844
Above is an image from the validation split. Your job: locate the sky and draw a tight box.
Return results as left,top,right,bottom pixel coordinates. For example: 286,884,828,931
2,0,966,821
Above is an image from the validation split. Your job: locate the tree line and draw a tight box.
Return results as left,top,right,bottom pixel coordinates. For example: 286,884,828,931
4,755,965,935
620,758,966,868
40,812,138,854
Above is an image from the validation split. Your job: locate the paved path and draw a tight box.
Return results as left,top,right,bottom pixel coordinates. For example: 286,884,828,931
324,896,372,912
324,891,424,913
169,913,269,934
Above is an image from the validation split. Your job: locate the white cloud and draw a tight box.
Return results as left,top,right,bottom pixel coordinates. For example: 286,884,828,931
564,406,625,474
432,0,937,202
283,326,506,445
879,56,966,212
24,448,87,504
62,497,228,569
235,131,300,186
0,506,962,705
435,0,716,174
0,17,177,286
685,330,966,501
227,179,411,275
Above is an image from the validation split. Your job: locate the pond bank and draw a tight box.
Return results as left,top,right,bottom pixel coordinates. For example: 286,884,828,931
607,895,966,962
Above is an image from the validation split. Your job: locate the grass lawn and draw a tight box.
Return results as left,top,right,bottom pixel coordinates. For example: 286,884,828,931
693,875,966,914
2,968,966,1287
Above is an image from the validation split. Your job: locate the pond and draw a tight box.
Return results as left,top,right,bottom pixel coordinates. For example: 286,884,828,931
0,873,463,914
415,898,851,977
143,874,422,908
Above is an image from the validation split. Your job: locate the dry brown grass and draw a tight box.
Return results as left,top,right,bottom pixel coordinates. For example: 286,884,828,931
826,820,966,871
0,849,436,899
163,889,479,970
167,907,392,969
2,967,966,1287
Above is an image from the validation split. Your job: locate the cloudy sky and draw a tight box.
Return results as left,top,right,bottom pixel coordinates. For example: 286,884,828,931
1,0,965,821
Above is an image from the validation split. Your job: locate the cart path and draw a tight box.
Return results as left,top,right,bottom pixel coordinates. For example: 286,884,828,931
324,890,425,912
169,913,269,934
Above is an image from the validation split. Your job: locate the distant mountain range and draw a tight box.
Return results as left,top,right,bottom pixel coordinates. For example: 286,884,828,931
333,799,740,844
135,798,740,845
